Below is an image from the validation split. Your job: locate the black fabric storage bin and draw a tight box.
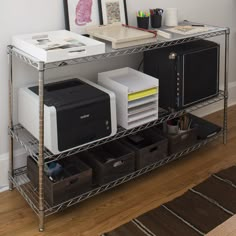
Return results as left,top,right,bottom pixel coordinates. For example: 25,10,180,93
167,127,198,155
121,128,168,170
27,155,92,206
84,141,135,185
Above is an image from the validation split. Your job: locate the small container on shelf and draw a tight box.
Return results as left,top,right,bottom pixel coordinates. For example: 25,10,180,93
83,141,135,185
150,8,164,28
27,155,92,206
120,128,168,170
137,17,150,29
137,11,150,29
164,114,198,155
98,67,159,130
167,127,198,155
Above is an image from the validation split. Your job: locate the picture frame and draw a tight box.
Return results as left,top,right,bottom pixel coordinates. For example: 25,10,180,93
64,0,100,34
98,0,128,25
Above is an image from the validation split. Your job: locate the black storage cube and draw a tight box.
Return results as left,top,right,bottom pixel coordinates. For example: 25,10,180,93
27,155,92,206
84,141,135,185
167,127,198,155
121,128,168,170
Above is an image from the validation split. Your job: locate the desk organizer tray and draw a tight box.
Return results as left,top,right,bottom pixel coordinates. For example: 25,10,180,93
27,155,92,206
86,23,157,49
98,67,159,129
121,128,168,170
83,141,135,185
12,30,105,62
162,113,221,155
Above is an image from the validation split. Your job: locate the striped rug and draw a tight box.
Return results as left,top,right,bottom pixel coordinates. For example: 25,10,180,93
105,166,236,236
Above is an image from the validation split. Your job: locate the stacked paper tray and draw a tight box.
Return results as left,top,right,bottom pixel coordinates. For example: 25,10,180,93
12,30,105,62
98,67,159,129
86,23,157,49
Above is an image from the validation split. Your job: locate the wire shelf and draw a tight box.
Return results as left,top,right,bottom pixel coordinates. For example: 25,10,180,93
9,91,224,164
9,131,222,217
8,28,227,70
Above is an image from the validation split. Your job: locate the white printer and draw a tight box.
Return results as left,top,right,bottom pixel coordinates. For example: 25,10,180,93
18,77,117,154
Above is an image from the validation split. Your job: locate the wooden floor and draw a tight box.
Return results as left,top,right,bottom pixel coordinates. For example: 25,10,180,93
0,105,236,236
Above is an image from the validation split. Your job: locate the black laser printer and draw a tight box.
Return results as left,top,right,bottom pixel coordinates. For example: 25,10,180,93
18,77,117,154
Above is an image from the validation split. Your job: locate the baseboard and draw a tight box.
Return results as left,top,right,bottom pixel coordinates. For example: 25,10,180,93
0,82,236,192
228,81,236,106
0,153,9,191
193,81,236,117
0,148,26,191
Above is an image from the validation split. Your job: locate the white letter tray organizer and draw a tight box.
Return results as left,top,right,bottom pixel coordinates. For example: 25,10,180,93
98,67,159,129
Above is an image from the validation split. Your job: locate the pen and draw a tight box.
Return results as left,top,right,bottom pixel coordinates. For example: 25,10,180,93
191,24,205,27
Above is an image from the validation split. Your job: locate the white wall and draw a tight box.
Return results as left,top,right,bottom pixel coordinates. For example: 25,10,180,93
0,0,236,189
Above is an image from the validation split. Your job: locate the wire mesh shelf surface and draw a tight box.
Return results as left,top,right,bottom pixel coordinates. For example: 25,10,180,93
9,131,222,217
8,27,227,70
9,91,224,164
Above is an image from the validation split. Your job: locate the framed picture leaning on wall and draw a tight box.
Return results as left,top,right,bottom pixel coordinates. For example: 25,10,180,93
64,0,100,34
98,0,128,25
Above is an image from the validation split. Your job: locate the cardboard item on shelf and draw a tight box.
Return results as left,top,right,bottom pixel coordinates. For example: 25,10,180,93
166,25,215,35
86,23,157,49
12,30,105,62
98,67,159,129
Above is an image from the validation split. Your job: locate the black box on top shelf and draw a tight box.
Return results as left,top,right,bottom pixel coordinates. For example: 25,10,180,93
83,141,135,186
120,128,168,170
144,40,220,111
27,155,92,206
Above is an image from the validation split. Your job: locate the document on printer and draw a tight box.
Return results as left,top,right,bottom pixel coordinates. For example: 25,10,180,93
31,35,86,51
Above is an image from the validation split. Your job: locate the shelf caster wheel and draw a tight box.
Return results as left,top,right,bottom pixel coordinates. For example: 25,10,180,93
39,211,44,232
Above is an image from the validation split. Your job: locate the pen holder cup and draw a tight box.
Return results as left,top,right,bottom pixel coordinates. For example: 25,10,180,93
137,16,149,29
151,14,162,28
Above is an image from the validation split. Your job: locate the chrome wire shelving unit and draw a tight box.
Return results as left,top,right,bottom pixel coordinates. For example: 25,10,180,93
7,24,230,232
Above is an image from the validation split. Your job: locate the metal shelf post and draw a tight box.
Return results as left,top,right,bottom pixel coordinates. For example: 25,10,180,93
223,29,230,144
8,46,14,190
38,62,45,231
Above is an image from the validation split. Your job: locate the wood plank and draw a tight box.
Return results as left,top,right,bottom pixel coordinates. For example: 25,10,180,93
0,105,236,236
